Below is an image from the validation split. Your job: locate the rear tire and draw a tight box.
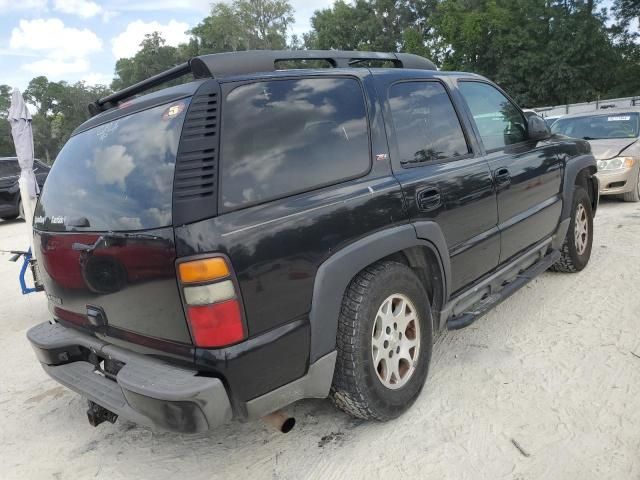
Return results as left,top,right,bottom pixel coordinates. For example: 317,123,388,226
330,261,433,421
622,169,640,202
550,186,593,273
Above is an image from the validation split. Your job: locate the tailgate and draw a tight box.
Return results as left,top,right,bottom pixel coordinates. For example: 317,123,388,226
32,98,194,359
34,228,193,352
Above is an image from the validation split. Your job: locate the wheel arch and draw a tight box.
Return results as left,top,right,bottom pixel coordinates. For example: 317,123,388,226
309,223,450,363
563,154,599,219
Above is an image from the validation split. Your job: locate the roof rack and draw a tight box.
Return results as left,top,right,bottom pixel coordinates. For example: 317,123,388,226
89,50,437,115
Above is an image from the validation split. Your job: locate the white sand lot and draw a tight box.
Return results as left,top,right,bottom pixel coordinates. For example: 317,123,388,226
1,199,639,480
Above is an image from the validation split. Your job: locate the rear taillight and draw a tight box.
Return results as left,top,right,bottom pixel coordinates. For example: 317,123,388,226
178,257,246,348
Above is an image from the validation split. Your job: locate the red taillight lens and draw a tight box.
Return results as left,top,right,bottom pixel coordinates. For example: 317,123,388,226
186,299,244,347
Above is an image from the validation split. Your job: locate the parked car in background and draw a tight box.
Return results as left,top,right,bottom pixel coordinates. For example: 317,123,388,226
0,157,49,220
551,108,640,202
26,50,598,433
543,115,562,128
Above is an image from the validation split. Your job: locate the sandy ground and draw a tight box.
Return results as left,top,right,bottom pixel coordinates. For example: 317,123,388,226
0,199,639,480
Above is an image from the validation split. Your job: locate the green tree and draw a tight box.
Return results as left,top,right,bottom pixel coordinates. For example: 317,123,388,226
24,77,110,162
432,0,621,106
308,0,432,52
613,0,640,26
112,32,185,90
236,0,294,49
0,85,16,157
190,0,294,53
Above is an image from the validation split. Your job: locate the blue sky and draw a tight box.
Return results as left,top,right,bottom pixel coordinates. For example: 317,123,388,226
0,0,334,91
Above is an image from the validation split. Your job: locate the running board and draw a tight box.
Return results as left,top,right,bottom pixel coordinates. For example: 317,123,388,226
446,250,561,330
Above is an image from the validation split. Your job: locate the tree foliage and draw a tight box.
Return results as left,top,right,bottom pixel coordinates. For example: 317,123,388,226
23,77,110,163
613,0,640,26
112,33,185,91
308,0,639,107
307,0,438,53
0,85,16,157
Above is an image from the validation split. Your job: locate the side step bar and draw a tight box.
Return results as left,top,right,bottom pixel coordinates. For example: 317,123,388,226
447,250,561,330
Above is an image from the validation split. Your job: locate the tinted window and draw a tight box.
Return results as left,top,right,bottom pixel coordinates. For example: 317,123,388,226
35,100,189,231
220,78,370,210
459,82,527,150
0,160,19,177
389,82,469,165
551,113,639,140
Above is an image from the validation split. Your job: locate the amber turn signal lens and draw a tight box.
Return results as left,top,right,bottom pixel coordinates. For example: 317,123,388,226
178,258,230,284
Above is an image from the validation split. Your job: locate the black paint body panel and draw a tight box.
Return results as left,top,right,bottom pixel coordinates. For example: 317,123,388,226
31,66,598,410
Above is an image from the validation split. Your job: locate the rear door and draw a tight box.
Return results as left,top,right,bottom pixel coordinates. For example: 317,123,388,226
381,77,500,293
33,100,194,361
457,80,562,263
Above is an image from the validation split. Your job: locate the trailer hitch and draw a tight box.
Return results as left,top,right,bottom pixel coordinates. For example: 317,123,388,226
86,400,118,427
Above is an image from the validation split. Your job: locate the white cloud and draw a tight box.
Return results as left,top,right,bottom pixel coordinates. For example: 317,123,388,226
83,73,114,86
10,18,102,61
111,20,191,59
0,0,47,11
22,58,89,76
53,0,102,18
92,144,135,189
104,0,211,13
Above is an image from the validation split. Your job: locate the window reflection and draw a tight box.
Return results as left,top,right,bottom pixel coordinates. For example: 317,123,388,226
220,78,370,210
389,82,470,165
36,101,188,231
459,82,527,150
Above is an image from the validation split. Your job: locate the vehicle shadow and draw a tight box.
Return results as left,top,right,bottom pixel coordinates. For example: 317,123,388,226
0,218,24,226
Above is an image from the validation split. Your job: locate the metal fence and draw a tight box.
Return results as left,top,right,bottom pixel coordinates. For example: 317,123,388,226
534,95,640,118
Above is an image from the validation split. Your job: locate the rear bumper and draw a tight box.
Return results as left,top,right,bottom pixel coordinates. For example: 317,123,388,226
27,321,337,432
27,321,232,433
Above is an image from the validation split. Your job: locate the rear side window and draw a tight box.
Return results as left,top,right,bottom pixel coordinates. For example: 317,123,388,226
388,82,469,166
458,81,527,151
220,78,370,210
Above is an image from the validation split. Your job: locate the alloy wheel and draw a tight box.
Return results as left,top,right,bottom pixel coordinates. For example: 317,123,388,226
574,203,588,255
371,293,420,390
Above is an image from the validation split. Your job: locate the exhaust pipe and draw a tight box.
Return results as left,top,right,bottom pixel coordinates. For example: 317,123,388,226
262,410,295,433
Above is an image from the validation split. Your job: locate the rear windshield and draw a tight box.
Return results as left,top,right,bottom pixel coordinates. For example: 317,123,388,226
551,113,640,140
34,100,189,231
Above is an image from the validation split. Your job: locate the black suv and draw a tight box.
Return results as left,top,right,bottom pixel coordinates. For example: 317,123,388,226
27,51,598,433
0,157,48,220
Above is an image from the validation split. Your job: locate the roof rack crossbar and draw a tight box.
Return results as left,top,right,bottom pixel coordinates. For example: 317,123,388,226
89,50,437,116
89,61,193,115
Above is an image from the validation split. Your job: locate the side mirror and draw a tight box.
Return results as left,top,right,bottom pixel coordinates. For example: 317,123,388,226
527,114,551,141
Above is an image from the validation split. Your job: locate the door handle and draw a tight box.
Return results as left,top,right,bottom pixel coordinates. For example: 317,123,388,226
416,187,441,211
494,168,511,190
